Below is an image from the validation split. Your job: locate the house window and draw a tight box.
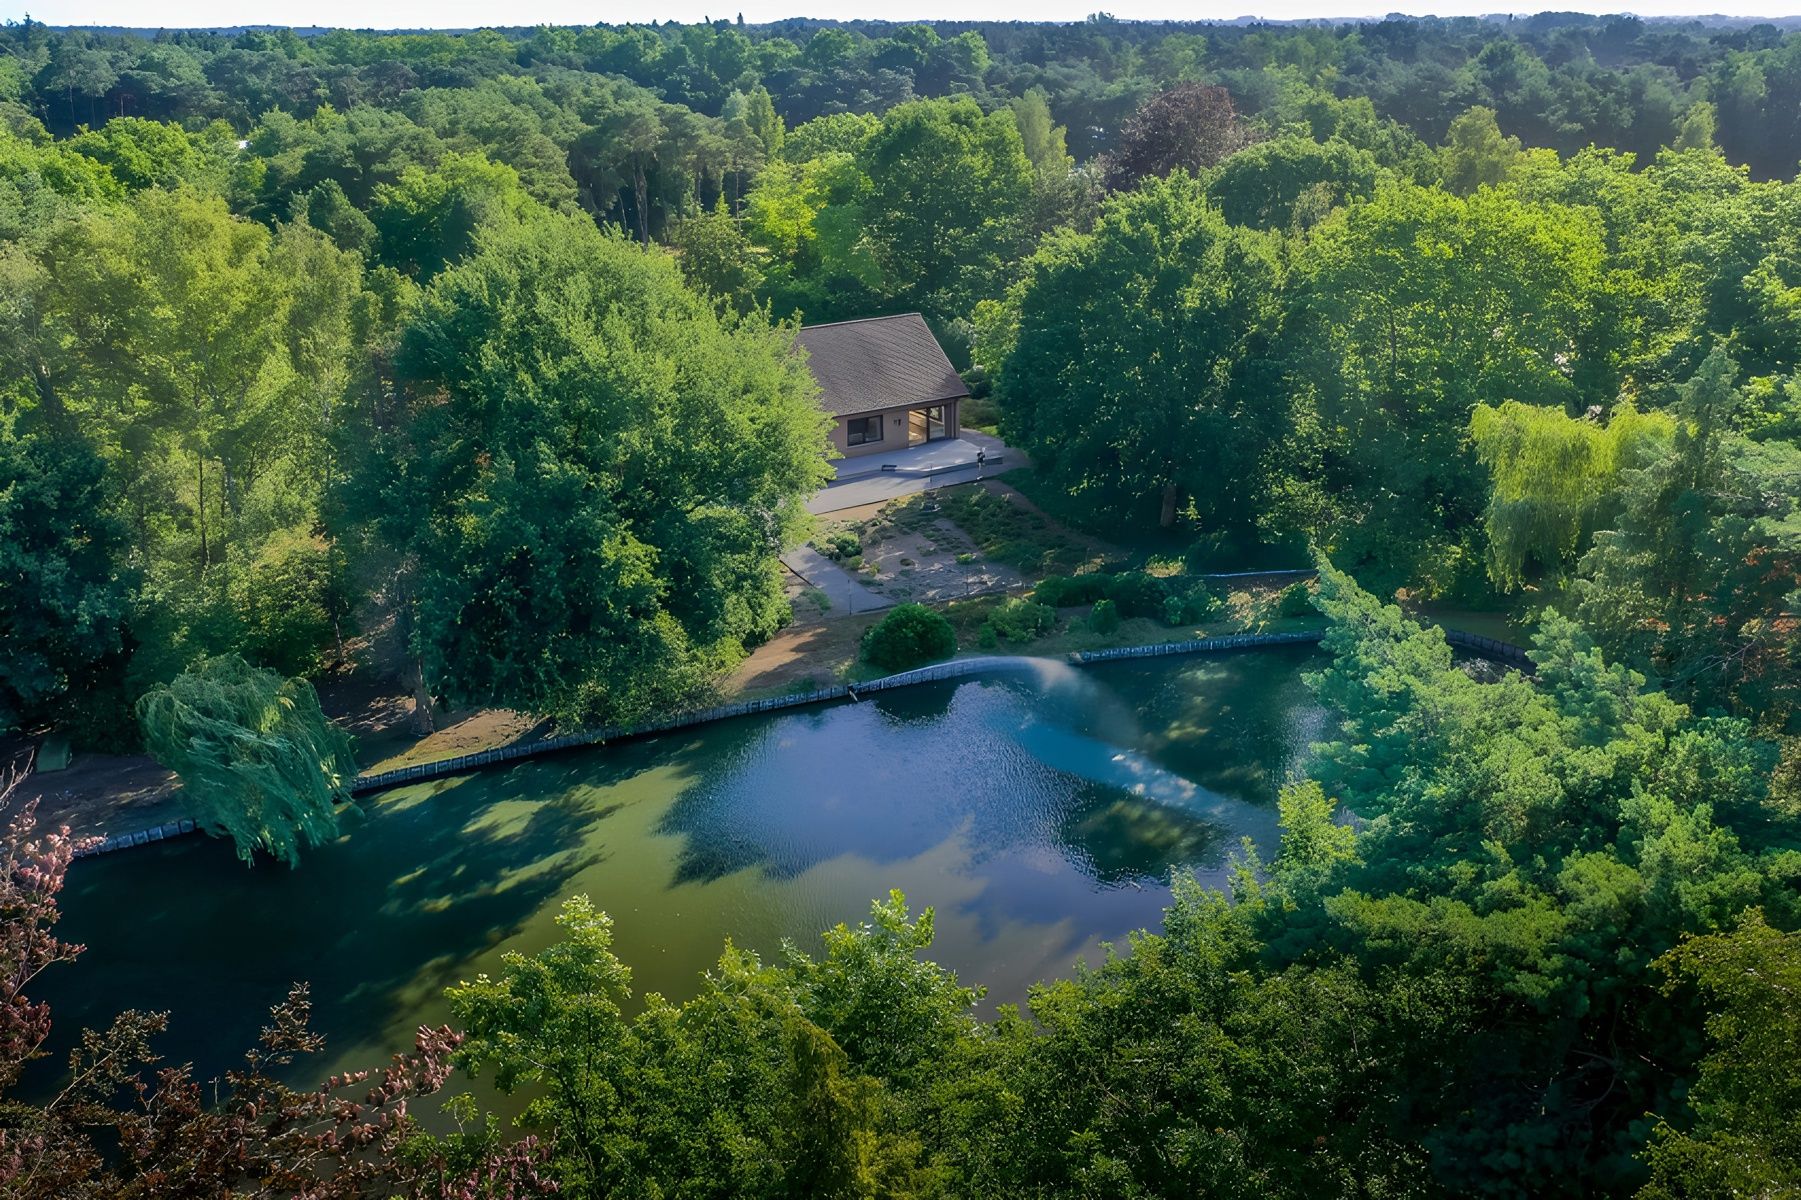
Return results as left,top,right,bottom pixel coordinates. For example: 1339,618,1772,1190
846,416,883,446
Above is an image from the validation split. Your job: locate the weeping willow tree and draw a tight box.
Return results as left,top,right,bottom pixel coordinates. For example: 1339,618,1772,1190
1470,400,1675,591
136,655,356,867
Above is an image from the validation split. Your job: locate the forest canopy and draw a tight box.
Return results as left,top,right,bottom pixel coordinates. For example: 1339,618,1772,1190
0,10,1793,738
0,11,1797,1199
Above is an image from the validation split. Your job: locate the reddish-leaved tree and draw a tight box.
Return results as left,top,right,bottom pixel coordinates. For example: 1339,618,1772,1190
1100,83,1253,192
0,767,555,1198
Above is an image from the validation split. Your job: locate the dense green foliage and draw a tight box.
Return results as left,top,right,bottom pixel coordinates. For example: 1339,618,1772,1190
861,602,956,670
991,172,1280,530
1640,910,1801,1195
981,595,1056,643
0,419,132,736
1030,572,1110,608
415,565,1801,1198
344,213,828,724
0,15,1797,1191
1574,350,1801,721
136,654,357,865
1276,579,1315,616
1471,398,1676,590
1,13,1797,740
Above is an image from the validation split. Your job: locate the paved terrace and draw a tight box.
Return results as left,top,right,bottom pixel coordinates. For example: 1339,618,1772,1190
807,430,1022,514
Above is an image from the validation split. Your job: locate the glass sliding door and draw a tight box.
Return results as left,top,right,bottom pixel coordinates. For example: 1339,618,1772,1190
906,406,951,446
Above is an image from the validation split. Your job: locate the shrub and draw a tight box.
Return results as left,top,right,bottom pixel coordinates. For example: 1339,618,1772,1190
861,604,956,670
1183,531,1230,572
995,538,1050,572
1104,571,1169,619
977,623,999,650
1278,580,1316,617
955,553,976,564
1034,573,1110,608
233,528,338,676
1087,598,1121,634
1163,581,1224,626
818,530,862,561
961,392,1001,429
987,597,1057,643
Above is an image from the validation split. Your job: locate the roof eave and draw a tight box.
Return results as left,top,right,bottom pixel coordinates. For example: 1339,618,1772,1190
828,388,971,419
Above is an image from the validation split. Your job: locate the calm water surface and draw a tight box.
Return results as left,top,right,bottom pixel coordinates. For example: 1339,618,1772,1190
44,648,1324,1088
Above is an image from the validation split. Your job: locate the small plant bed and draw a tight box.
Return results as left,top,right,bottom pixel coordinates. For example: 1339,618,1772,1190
814,508,1026,606
893,485,1101,575
810,480,1130,607
733,571,1327,701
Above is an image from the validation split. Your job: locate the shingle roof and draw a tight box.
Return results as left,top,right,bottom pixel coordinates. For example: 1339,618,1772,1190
795,314,970,419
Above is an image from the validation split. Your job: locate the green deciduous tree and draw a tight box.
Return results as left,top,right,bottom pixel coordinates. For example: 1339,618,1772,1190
369,151,537,278
1576,350,1801,721
0,419,134,734
1471,399,1675,590
0,188,380,693
1670,101,1718,154
1640,910,1801,1198
1207,134,1379,231
447,893,945,1198
136,654,357,866
858,97,1033,319
1439,105,1521,195
355,212,830,724
997,172,1282,531
668,199,764,313
1281,184,1605,594
743,83,784,160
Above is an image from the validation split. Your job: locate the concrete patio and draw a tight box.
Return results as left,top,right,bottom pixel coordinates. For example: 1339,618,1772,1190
809,431,1022,514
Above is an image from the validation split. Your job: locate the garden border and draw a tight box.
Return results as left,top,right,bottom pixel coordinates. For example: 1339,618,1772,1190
71,626,1532,860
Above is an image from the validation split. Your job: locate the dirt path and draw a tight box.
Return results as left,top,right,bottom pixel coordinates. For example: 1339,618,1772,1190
7,746,183,842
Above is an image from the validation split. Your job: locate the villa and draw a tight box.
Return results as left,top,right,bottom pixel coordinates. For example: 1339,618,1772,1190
796,313,968,459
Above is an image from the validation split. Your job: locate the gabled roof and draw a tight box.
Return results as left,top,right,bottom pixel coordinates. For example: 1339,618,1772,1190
795,313,970,419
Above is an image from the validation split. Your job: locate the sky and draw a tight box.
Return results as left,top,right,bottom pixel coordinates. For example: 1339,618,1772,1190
4,0,1800,32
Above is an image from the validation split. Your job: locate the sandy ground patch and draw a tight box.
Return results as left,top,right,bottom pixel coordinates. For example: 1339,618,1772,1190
727,612,883,696
7,746,183,842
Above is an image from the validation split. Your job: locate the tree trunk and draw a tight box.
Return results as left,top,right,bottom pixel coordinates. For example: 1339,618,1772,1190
197,456,208,565
633,161,650,245
1159,482,1180,529
409,655,437,736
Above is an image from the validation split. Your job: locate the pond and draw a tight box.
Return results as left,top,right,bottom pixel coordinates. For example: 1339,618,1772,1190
40,647,1327,1091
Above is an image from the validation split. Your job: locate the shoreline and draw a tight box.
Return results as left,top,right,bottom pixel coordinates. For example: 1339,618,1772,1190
69,625,1531,862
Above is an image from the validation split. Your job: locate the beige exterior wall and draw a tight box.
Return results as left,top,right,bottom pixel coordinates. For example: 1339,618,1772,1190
827,399,962,458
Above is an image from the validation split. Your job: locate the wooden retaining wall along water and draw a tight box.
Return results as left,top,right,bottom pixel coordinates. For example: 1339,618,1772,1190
71,627,1533,860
